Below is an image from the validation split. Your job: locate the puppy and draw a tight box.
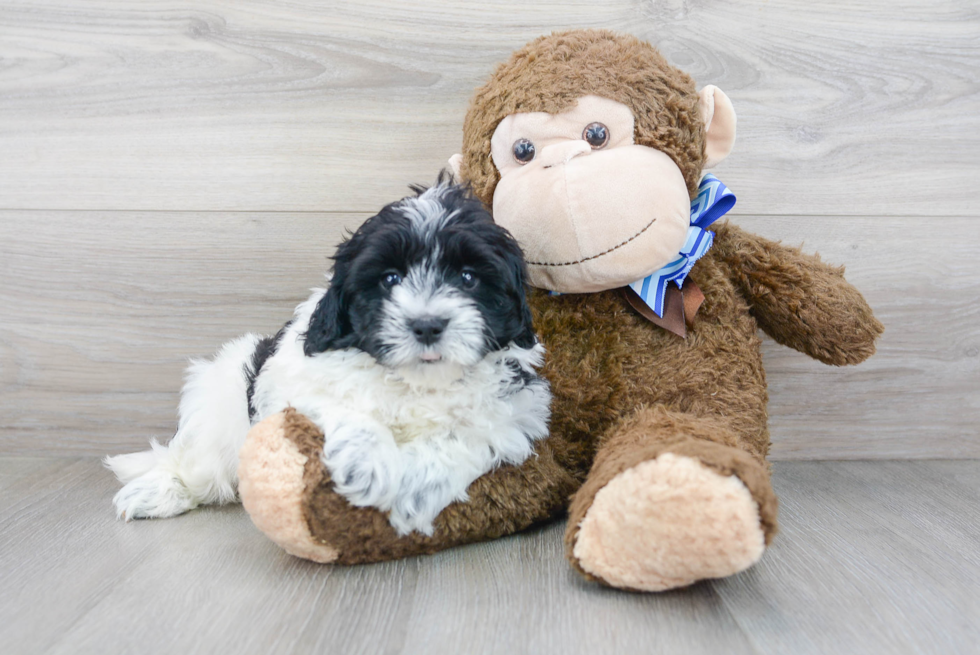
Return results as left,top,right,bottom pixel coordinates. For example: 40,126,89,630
106,180,551,535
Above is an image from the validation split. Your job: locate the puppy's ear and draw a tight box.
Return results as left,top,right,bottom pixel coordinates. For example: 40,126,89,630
511,284,537,350
501,238,537,350
303,282,349,356
304,221,368,355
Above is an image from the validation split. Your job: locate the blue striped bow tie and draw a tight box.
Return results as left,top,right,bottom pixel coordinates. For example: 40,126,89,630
627,174,736,317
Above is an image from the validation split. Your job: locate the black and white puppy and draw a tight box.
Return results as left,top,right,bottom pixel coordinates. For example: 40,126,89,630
106,180,551,536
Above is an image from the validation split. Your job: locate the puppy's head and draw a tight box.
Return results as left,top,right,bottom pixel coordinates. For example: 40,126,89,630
304,177,536,386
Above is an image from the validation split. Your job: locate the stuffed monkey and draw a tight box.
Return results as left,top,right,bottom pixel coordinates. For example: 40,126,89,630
238,29,883,591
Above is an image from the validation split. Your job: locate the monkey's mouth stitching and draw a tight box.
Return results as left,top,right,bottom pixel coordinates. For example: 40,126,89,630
526,218,657,267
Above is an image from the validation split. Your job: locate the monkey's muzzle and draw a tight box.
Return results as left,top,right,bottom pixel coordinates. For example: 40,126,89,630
493,145,691,293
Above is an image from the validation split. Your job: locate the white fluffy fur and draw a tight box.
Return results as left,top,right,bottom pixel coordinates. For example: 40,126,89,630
106,187,551,535
106,335,260,519
377,262,487,387
107,290,549,534
253,291,549,534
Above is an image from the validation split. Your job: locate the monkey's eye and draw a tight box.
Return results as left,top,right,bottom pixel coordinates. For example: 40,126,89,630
460,269,478,290
583,122,609,149
381,271,402,289
512,138,536,164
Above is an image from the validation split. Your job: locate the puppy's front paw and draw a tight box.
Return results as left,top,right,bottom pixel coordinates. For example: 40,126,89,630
388,478,454,537
112,469,196,520
321,422,403,511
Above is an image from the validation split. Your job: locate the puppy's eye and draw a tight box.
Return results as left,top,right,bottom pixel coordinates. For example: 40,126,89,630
512,138,535,165
583,122,609,149
381,271,402,289
460,269,478,290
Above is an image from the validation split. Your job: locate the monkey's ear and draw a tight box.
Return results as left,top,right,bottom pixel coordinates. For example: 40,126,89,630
448,153,463,181
302,284,350,356
699,85,737,169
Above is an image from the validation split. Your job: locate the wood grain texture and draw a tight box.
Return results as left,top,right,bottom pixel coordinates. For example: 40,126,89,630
0,0,977,215
1,2,976,652
2,211,977,458
716,460,980,654
0,458,977,655
737,216,980,459
0,210,359,454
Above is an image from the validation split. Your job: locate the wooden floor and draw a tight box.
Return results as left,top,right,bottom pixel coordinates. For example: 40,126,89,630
1,2,978,654
0,458,977,655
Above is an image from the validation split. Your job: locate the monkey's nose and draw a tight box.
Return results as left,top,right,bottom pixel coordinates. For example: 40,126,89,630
409,317,449,345
540,140,592,169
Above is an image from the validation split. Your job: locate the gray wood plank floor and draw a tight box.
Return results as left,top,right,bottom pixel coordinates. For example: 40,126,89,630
1,458,977,655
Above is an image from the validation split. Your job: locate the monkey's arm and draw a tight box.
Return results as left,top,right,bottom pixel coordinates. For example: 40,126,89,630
239,409,578,565
710,221,883,366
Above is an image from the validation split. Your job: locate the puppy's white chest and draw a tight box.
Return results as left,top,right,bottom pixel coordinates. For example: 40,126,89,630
268,347,500,441
388,379,521,446
384,396,465,444
257,326,550,537
337,362,504,446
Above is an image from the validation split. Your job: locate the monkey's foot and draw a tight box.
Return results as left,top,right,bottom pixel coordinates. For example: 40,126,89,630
567,450,770,592
238,412,340,564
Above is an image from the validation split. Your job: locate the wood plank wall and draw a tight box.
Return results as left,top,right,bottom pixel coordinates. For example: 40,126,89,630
1,0,977,458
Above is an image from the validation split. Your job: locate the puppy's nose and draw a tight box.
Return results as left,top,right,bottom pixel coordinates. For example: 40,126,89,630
410,317,449,345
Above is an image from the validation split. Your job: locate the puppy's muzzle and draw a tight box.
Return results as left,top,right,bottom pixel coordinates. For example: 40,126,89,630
409,317,449,346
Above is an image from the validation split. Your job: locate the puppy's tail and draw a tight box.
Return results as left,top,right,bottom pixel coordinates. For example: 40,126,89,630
105,333,263,520
104,441,166,484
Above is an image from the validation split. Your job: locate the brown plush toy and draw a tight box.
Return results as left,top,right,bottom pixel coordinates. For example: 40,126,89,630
238,29,883,591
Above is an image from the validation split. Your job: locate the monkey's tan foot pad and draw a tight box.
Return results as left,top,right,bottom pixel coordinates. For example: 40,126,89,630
569,452,766,591
238,412,339,564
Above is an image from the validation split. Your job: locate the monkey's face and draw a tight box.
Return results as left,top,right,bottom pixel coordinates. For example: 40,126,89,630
488,95,693,293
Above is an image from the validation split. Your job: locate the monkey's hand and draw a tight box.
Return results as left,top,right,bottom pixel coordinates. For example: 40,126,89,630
711,221,883,366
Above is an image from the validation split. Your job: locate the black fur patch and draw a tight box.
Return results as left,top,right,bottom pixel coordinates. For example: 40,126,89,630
505,358,536,388
245,322,290,421
303,177,537,358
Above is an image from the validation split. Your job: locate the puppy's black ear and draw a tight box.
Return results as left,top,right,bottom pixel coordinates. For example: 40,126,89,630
303,222,367,356
303,283,349,356
510,278,537,350
502,237,538,350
